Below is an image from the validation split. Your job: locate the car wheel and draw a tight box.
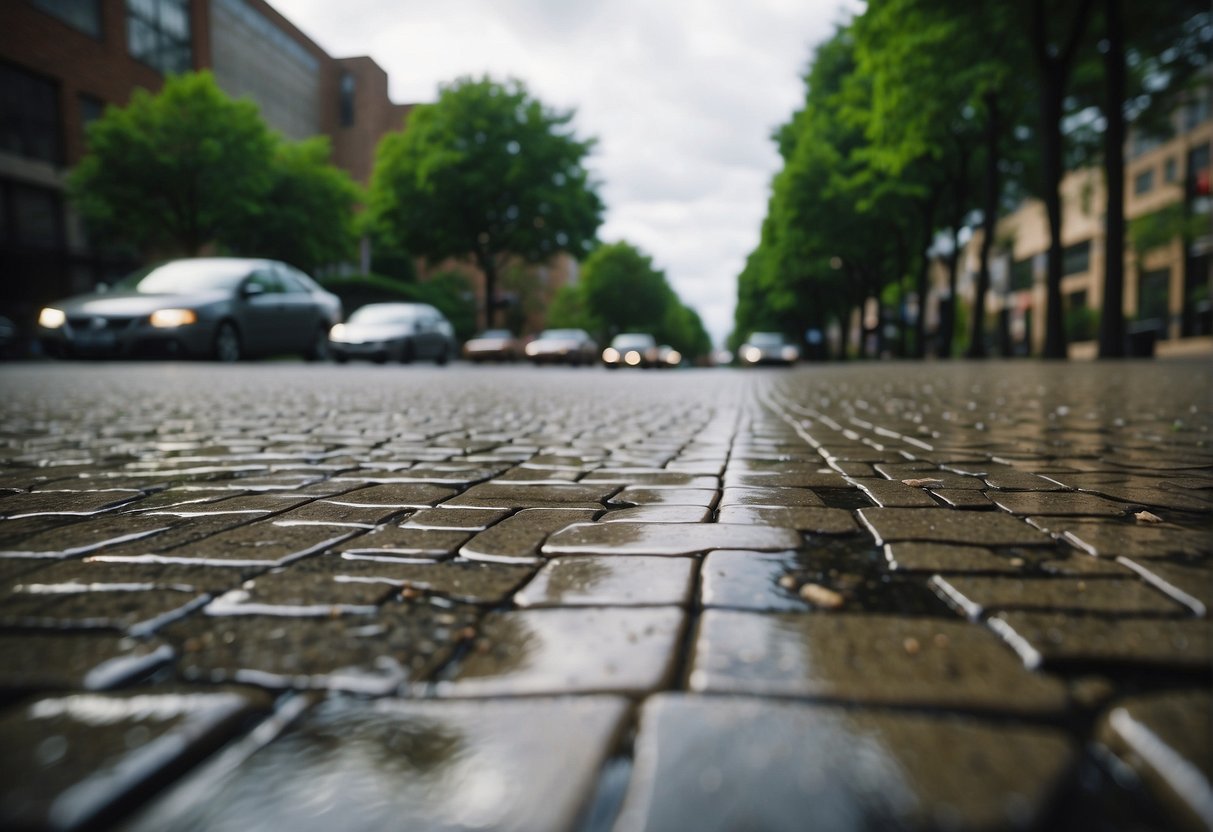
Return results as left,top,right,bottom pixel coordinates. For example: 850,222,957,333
305,327,330,362
399,341,414,364
435,344,450,366
212,322,241,362
334,353,349,364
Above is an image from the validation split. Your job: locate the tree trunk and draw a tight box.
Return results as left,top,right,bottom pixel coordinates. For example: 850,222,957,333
1041,72,1068,359
968,94,1000,359
1099,0,1127,357
942,235,960,359
479,252,498,330
1030,0,1093,360
914,190,938,359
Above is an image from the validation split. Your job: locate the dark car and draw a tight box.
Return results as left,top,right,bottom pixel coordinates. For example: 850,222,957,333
740,332,799,366
463,329,521,362
328,303,457,365
36,258,341,361
524,328,598,365
602,333,659,368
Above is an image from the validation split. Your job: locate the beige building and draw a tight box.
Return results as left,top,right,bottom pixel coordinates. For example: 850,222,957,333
938,78,1212,358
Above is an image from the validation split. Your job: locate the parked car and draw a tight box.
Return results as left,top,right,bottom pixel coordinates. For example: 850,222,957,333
739,332,799,366
36,257,341,361
602,333,659,368
329,302,456,364
657,344,683,368
463,329,521,362
524,328,598,365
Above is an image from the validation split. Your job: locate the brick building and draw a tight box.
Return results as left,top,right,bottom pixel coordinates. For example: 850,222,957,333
0,0,412,336
924,71,1212,358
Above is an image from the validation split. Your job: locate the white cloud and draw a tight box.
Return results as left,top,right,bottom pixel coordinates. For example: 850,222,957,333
269,0,846,344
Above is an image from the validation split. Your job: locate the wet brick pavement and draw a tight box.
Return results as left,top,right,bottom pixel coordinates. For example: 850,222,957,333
0,359,1209,831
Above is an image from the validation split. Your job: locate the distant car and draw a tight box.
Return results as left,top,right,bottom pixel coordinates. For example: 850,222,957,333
657,344,683,368
525,328,598,365
36,257,341,361
329,303,456,365
740,332,799,366
602,333,660,368
463,329,521,362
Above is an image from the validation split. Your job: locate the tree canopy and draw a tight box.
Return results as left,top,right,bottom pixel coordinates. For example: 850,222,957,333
369,76,604,329
68,71,361,272
549,241,711,360
735,2,1209,359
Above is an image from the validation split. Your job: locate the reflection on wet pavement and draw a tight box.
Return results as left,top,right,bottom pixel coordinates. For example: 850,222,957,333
0,360,1208,829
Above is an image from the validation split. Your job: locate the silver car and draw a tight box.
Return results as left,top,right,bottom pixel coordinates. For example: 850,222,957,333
524,328,598,365
329,303,457,365
36,258,341,361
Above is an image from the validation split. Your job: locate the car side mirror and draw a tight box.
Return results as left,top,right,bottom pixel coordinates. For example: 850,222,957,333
241,283,265,299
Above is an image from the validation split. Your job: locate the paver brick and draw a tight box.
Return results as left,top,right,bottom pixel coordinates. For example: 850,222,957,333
516,555,696,607
542,521,801,556
689,610,1069,714
0,689,268,831
859,507,1053,547
616,694,1077,832
437,607,685,697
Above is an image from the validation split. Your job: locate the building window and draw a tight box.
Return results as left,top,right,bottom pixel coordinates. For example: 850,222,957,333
2,180,65,249
1065,289,1095,342
0,62,62,165
339,72,356,127
79,94,105,126
1062,240,1090,276
32,0,103,38
1138,268,1170,326
127,0,192,75
1190,143,1211,197
1164,157,1178,183
1134,168,1154,195
1010,258,1033,292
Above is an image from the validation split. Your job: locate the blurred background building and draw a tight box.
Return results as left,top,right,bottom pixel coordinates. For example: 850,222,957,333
927,69,1212,358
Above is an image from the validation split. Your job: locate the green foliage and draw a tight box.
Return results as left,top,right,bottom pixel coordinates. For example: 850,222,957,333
1066,304,1099,342
224,137,362,272
369,76,604,327
321,272,477,341
551,240,710,359
68,71,361,272
545,284,594,332
1130,204,1208,254
579,242,672,336
69,71,276,256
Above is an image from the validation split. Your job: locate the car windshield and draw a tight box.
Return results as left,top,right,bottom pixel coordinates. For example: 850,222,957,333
749,332,785,347
118,260,252,293
477,330,512,339
348,305,419,325
611,334,656,349
538,329,583,340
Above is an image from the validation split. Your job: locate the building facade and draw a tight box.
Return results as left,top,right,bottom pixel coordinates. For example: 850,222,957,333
938,76,1212,358
0,0,411,338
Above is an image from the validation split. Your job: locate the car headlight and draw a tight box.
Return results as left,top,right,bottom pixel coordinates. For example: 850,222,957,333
781,346,799,361
38,307,66,329
743,346,761,363
149,308,197,328
525,342,540,356
329,323,347,341
625,350,642,366
666,349,682,365
602,347,620,363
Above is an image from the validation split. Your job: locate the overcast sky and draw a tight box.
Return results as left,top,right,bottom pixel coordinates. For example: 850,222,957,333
273,0,854,345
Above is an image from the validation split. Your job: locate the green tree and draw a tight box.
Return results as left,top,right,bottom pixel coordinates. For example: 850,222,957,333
369,76,604,330
69,71,276,256
225,136,361,272
579,241,673,338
